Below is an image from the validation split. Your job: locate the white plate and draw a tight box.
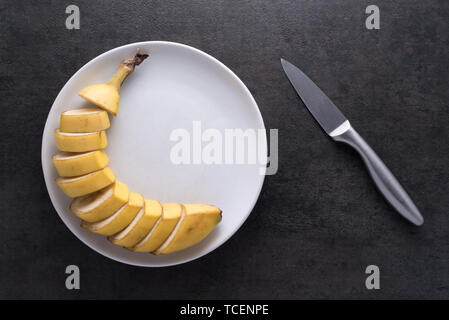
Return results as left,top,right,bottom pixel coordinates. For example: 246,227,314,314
41,41,266,267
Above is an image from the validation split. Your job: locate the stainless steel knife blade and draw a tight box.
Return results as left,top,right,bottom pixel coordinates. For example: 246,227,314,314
281,58,424,226
281,58,347,135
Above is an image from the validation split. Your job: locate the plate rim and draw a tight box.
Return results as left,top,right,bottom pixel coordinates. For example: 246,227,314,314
41,41,266,267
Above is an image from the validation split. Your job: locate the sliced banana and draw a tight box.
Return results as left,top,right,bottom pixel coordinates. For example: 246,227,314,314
54,129,107,152
154,204,222,255
52,54,224,256
108,199,161,248
52,150,109,177
60,107,110,133
81,192,142,235
56,167,115,198
131,203,182,252
70,180,129,222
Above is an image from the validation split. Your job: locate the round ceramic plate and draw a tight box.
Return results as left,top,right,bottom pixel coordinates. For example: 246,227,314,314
42,41,266,267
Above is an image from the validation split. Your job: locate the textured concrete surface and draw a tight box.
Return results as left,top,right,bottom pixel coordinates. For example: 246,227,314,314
0,0,448,299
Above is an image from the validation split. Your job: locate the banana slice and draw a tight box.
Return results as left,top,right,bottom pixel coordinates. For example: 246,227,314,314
70,181,129,222
60,108,110,133
81,192,142,235
79,84,120,116
131,203,182,252
154,204,222,255
108,199,161,248
56,167,115,198
52,150,109,177
55,129,107,152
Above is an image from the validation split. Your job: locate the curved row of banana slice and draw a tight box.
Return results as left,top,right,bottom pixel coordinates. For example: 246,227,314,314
52,52,221,255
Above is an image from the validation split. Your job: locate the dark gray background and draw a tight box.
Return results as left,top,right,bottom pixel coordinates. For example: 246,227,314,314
0,0,448,299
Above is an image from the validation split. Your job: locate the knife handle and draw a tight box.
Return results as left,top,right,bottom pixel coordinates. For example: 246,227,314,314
332,123,424,226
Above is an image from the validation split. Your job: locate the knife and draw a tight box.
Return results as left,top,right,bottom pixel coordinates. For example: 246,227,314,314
281,58,424,226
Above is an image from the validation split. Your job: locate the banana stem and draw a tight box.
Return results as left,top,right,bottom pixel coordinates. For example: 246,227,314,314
107,51,149,90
